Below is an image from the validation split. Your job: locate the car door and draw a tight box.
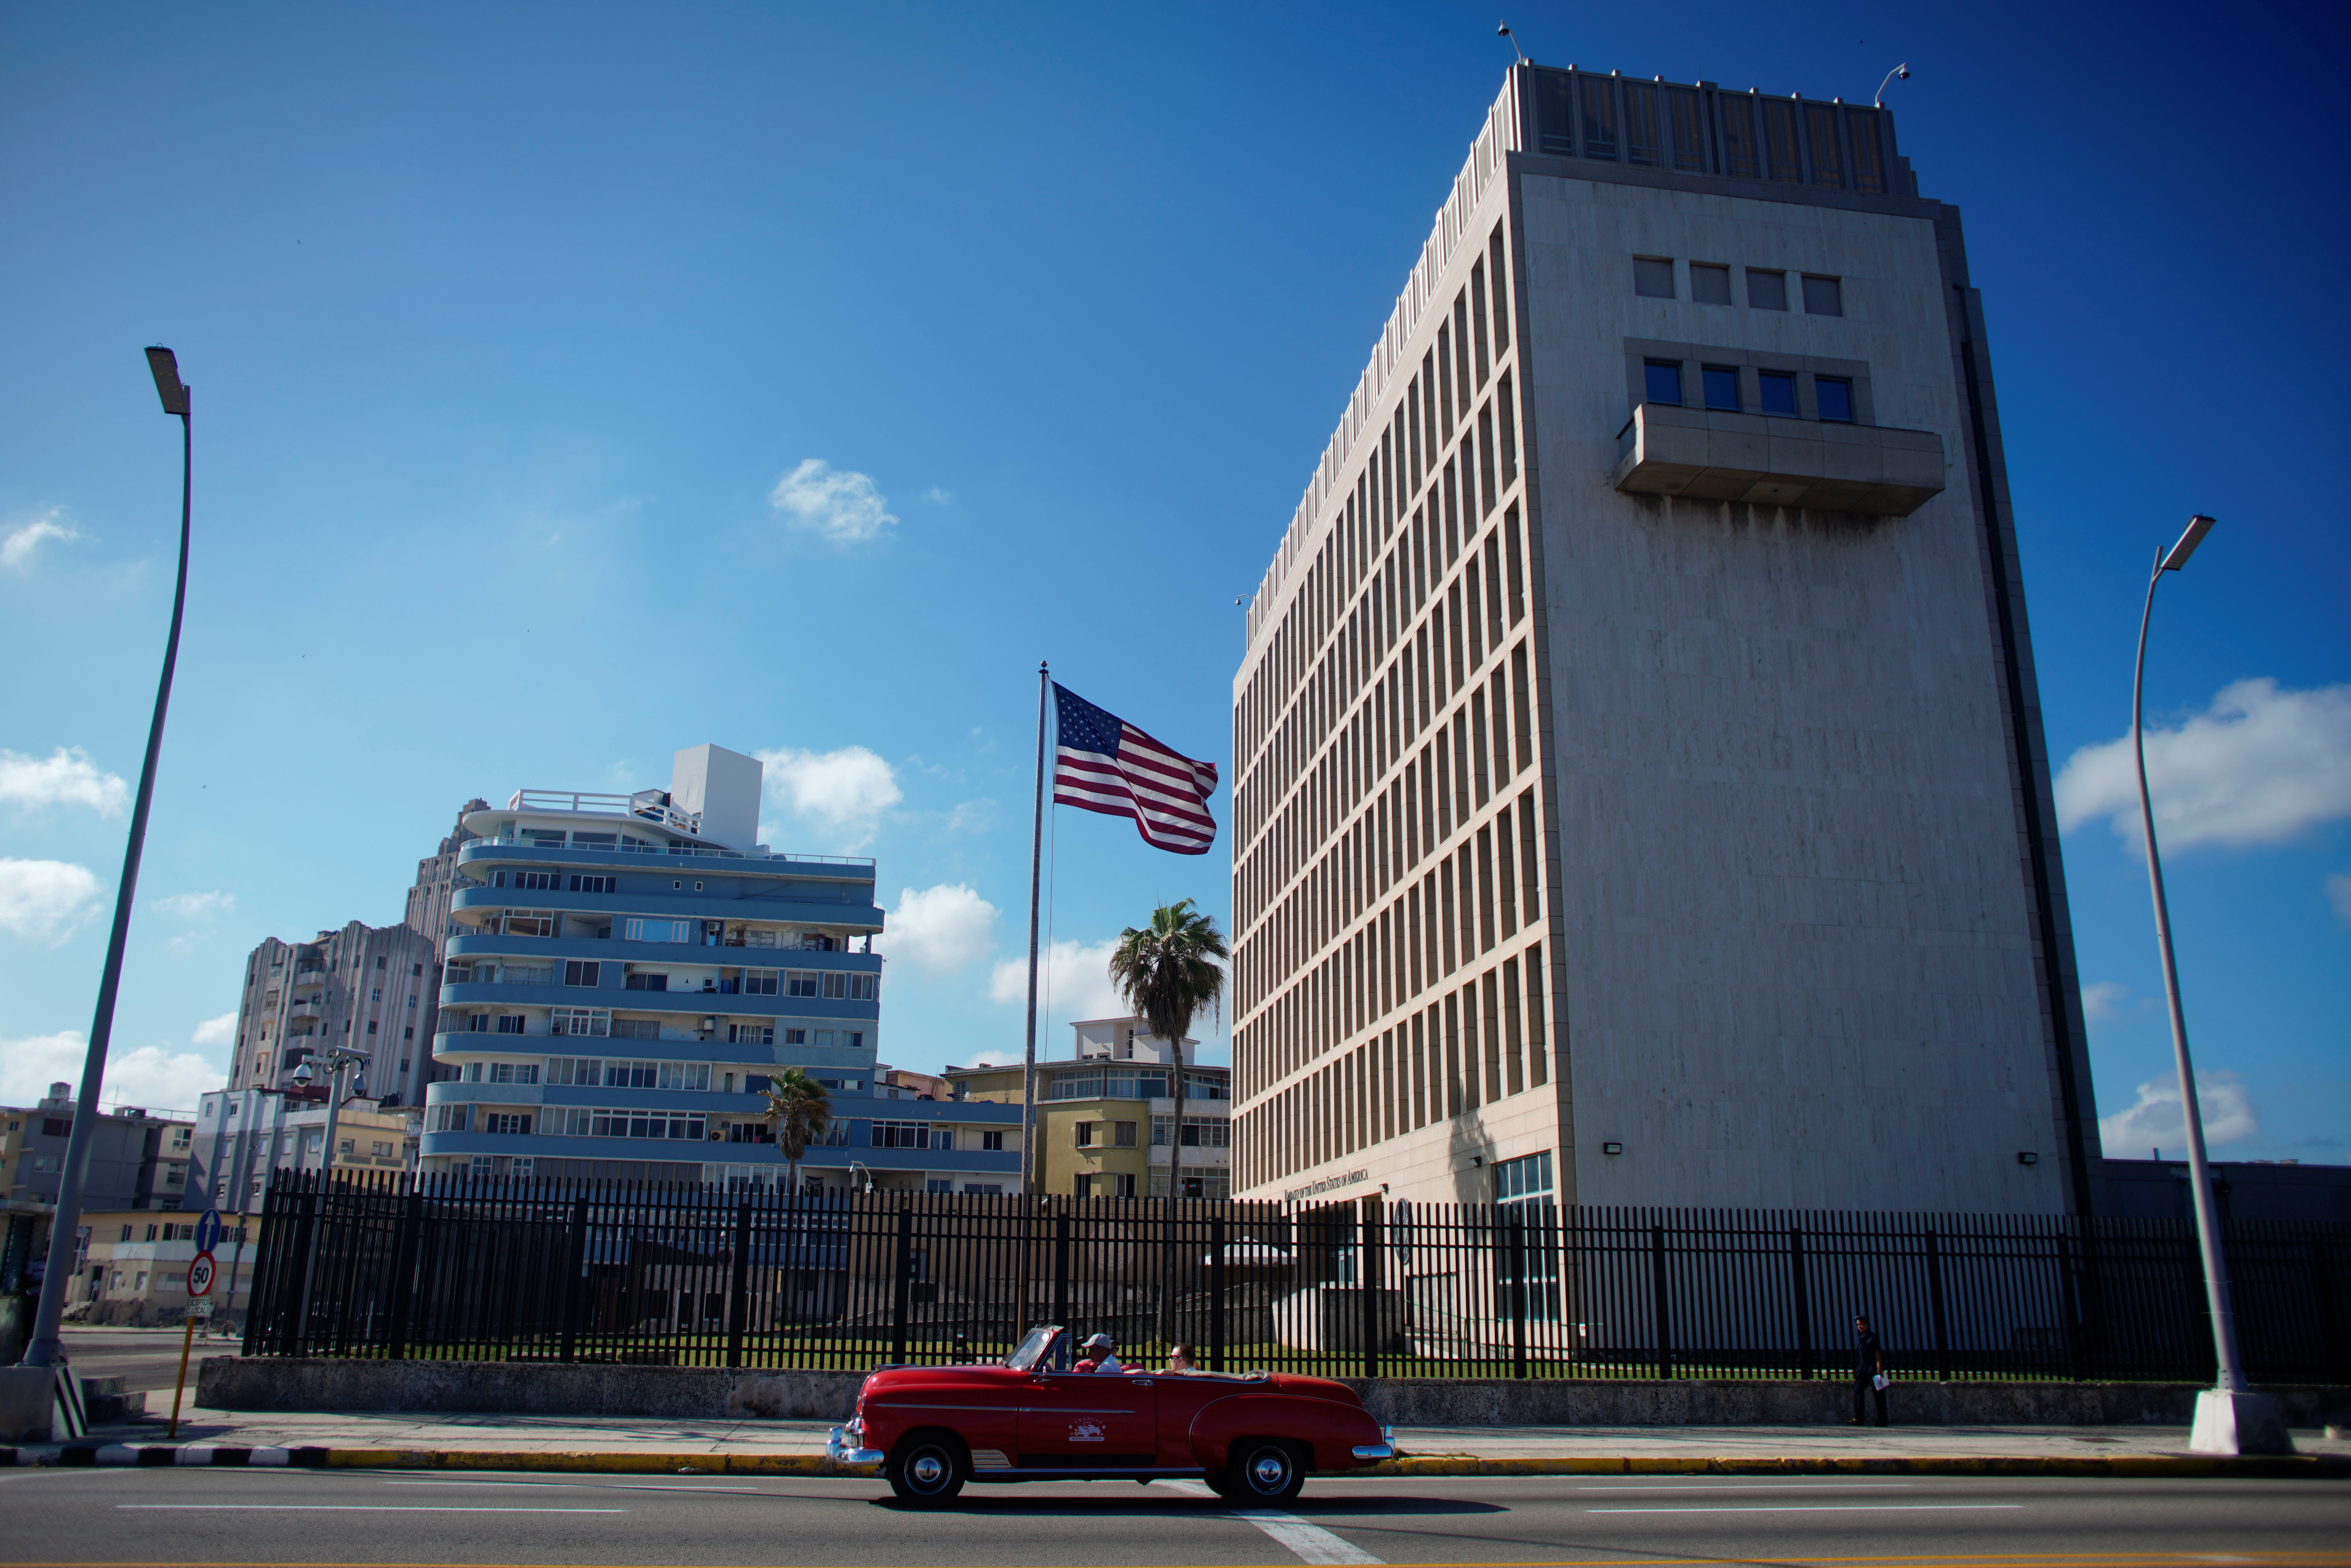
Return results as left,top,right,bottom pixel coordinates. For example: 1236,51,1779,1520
1016,1369,1157,1469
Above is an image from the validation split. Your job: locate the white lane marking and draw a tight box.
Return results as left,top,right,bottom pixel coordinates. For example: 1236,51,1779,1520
1586,1503,2027,1515
1570,1482,1917,1492
382,1479,763,1493
116,1504,628,1513
1152,1480,1381,1565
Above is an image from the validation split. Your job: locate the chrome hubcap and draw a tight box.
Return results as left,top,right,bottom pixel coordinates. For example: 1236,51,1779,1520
1250,1453,1286,1488
910,1454,944,1486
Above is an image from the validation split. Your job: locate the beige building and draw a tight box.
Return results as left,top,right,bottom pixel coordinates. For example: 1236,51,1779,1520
950,1018,1231,1199
227,921,439,1108
69,1208,256,1328
188,1087,417,1215
1230,65,2098,1216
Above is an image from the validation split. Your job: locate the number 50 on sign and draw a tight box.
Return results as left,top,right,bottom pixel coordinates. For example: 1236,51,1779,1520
186,1251,216,1297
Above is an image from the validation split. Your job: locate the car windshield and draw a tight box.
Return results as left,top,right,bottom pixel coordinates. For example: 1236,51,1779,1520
1003,1325,1059,1371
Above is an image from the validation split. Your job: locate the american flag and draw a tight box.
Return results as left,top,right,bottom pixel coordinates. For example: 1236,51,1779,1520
1052,683,1219,855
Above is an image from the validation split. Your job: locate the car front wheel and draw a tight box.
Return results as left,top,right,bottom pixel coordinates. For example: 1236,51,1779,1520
1227,1439,1304,1504
887,1433,967,1505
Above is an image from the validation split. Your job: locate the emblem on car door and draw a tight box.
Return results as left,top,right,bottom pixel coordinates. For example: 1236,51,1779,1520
1070,1420,1106,1443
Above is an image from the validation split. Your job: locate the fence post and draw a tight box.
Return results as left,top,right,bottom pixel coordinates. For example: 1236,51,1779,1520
1209,1214,1227,1373
384,1183,421,1362
558,1191,590,1365
891,1203,913,1365
2310,1237,2345,1384
1052,1205,1072,1328
1359,1198,1380,1382
2057,1225,2087,1382
1788,1226,1813,1379
1649,1221,1673,1380
1509,1209,1528,1380
1925,1226,1951,1382
725,1200,753,1369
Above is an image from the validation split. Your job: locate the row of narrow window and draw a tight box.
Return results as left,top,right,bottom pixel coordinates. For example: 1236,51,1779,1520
1238,938,1548,1190
1235,218,1516,798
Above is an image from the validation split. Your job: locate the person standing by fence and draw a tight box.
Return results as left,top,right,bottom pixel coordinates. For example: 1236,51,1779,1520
1851,1313,1889,1426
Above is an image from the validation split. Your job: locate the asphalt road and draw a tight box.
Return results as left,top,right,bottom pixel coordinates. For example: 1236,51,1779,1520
3,1466,2347,1567
55,1326,236,1394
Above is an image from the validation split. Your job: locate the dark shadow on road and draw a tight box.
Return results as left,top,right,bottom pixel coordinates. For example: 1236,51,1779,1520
872,1493,1506,1516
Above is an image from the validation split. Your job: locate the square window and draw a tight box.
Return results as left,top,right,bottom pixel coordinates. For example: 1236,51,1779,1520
1746,268,1788,311
1702,367,1739,410
1815,377,1855,422
1802,275,1844,316
1633,257,1675,299
1689,263,1731,304
1643,360,1683,405
1758,371,1797,417
982,1130,1005,1151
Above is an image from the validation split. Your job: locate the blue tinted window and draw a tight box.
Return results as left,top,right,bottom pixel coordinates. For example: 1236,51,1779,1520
1703,368,1739,410
1815,377,1854,422
1758,371,1796,416
1644,360,1682,405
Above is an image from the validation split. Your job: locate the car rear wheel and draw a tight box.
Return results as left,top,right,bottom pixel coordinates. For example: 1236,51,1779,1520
1227,1438,1304,1504
887,1433,967,1505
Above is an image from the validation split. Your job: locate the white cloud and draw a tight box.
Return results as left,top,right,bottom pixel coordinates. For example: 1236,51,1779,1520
875,883,998,972
154,890,235,920
768,459,897,544
0,747,129,816
989,937,1125,1023
2098,1073,2259,1158
2328,872,2351,927
942,799,994,836
924,487,952,505
0,508,82,572
0,1030,222,1113
192,1012,237,1046
0,858,103,944
2079,981,2130,1027
758,745,902,845
2055,679,2351,853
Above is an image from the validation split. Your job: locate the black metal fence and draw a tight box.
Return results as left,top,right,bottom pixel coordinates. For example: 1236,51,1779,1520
243,1172,2351,1384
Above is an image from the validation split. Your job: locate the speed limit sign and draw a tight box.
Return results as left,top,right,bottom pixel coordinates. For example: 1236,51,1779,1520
186,1250,217,1298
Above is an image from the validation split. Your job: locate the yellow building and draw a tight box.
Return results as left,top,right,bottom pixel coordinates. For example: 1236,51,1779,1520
949,1016,1231,1199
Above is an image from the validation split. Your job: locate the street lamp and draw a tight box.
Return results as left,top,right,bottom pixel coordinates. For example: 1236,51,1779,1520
2132,514,2289,1456
290,1046,368,1347
21,349,195,1372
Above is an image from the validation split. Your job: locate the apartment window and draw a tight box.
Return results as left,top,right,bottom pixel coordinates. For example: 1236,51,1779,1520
488,1061,539,1084
483,1113,533,1136
412,963,424,977
982,1130,1005,1152
1802,274,1845,317
568,874,614,894
1073,1174,1095,1200
375,956,387,970
1746,268,1788,311
1690,263,1731,304
563,961,600,988
1702,367,1740,411
1113,1120,1138,1148
502,910,556,938
551,1007,609,1038
1814,377,1855,423
366,1020,378,1035
624,972,668,992
1074,1120,1098,1148
1633,256,1674,299
786,971,821,998
370,987,382,1003
872,1121,927,1150
495,1015,526,1035
1111,1173,1137,1199
782,1028,807,1045
848,974,877,1000
730,1023,773,1045
603,1061,661,1090
624,917,691,943
1643,360,1683,405
512,871,561,892
742,968,778,996
657,1061,712,1091
544,1057,601,1086
1758,371,1797,417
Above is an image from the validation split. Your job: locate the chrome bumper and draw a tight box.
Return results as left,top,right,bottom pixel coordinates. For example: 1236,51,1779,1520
1352,1426,1398,1461
827,1422,885,1467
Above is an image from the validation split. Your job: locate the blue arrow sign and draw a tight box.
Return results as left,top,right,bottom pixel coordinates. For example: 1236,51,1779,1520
193,1208,223,1256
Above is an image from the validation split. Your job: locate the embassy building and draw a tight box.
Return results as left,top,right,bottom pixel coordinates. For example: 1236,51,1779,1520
419,744,1021,1191
1228,65,2101,1216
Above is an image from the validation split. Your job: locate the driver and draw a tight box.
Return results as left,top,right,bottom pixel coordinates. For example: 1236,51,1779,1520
1073,1332,1121,1373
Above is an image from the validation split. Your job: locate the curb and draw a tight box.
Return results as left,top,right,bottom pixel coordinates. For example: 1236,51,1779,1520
4,1446,2346,1479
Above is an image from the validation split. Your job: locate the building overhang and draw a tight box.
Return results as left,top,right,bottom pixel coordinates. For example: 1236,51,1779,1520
1612,402,1947,517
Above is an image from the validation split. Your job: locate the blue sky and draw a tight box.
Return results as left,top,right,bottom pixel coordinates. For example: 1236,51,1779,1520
2,3,2344,1167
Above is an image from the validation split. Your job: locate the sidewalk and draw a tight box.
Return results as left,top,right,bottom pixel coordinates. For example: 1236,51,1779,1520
8,1406,2346,1475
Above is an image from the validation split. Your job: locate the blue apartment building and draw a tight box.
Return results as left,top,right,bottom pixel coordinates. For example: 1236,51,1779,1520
419,744,1022,1193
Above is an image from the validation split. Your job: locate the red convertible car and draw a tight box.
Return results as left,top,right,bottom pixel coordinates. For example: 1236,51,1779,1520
827,1324,1395,1505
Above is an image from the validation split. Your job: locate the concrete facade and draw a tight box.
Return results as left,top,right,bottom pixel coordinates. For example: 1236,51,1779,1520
1229,66,2096,1217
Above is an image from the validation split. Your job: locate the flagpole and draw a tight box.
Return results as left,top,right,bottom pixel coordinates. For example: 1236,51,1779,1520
1020,662,1049,1197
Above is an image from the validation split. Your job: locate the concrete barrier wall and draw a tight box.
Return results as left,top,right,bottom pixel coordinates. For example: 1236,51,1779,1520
194,1357,2351,1428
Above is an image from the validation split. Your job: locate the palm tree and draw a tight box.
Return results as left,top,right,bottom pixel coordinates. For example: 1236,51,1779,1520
762,1066,833,1198
1108,898,1227,1345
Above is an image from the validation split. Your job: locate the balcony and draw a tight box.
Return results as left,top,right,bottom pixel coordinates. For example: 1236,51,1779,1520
287,1000,324,1023
1612,402,1946,517
292,970,327,989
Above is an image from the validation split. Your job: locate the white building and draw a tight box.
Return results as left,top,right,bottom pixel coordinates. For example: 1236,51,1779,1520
1230,65,2099,1216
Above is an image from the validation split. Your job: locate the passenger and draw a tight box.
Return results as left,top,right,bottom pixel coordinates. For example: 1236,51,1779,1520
1166,1343,1198,1373
1073,1332,1121,1373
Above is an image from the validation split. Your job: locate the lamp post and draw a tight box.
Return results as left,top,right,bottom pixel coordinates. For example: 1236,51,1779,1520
2132,514,2289,1456
21,350,194,1372
290,1047,367,1347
